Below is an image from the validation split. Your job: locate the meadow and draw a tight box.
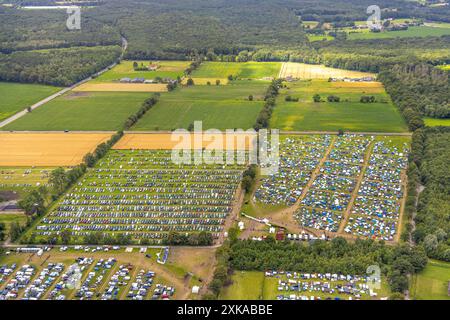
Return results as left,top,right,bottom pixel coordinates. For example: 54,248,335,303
347,26,450,40
424,117,450,127
270,80,408,132
0,82,60,122
191,62,281,79
0,213,27,236
92,60,191,82
2,92,150,131
132,81,267,131
410,260,450,300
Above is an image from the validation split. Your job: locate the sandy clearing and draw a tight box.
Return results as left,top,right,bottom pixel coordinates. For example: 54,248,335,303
0,132,113,166
279,62,376,79
113,132,257,151
73,83,168,92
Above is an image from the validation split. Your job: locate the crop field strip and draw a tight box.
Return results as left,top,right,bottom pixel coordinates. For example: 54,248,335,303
0,132,113,167
113,133,257,151
254,134,409,242
32,150,246,244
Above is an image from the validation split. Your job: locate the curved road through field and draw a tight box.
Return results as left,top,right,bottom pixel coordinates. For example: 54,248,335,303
0,36,128,129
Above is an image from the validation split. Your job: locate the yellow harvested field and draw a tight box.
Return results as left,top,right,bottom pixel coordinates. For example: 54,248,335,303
113,133,256,150
0,132,113,166
73,83,168,92
279,62,376,79
181,78,229,85
330,81,384,93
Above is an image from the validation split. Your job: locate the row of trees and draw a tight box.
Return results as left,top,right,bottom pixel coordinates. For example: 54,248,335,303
254,79,283,130
163,231,213,246
123,95,160,130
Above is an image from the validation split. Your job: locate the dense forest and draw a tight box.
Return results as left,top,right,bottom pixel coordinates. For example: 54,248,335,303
408,127,450,262
0,7,121,53
379,64,449,123
0,46,121,86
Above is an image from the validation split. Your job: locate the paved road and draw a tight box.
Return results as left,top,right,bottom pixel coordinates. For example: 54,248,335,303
0,36,128,129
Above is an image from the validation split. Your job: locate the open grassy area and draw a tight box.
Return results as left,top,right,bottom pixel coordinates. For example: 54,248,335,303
3,92,149,131
133,81,267,131
191,62,281,79
92,60,190,82
307,34,335,42
0,213,27,235
270,80,408,132
410,260,450,300
347,26,450,40
424,117,450,127
220,271,264,300
0,82,60,122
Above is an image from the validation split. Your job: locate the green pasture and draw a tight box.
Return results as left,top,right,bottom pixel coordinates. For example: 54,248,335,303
191,62,281,79
0,82,60,122
270,80,408,132
424,117,450,127
3,92,150,131
410,260,450,300
133,81,267,130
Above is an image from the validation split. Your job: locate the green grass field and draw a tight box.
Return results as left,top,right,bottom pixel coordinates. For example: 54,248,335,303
411,260,450,300
192,62,281,79
3,92,150,131
132,81,267,130
0,82,60,122
92,60,190,82
424,117,450,127
270,80,408,132
347,26,450,40
0,213,27,235
307,34,335,42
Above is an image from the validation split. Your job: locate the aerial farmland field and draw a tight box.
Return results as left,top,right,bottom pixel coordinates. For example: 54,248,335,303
92,60,191,82
73,83,168,93
278,63,376,79
192,62,281,79
0,132,113,166
132,81,267,131
0,82,60,122
2,92,149,131
410,259,450,300
270,80,408,132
